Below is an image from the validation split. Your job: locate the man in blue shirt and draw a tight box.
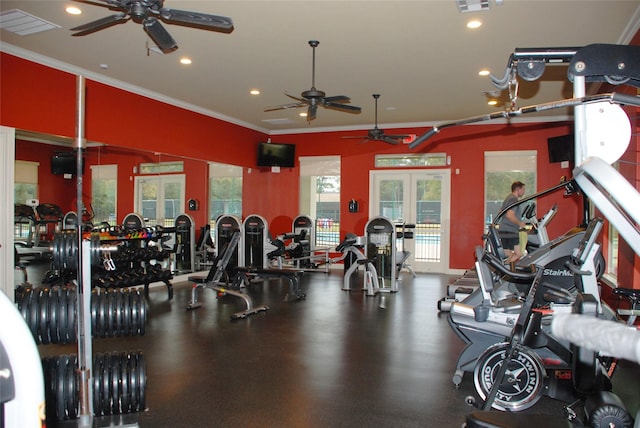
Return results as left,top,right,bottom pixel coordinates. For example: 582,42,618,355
498,181,526,262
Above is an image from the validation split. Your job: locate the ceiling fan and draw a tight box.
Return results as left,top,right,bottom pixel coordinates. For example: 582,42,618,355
69,0,234,54
264,40,361,122
342,94,412,145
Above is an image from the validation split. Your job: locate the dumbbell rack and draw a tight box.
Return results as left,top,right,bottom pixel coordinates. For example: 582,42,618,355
88,228,174,300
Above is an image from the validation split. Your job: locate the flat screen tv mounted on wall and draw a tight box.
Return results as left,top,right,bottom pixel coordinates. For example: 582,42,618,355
51,152,84,175
547,134,575,163
256,142,296,168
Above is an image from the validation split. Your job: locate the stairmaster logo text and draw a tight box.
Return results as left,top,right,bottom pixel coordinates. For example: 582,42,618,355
543,268,573,277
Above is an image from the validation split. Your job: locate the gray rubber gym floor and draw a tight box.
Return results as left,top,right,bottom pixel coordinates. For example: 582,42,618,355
27,262,639,428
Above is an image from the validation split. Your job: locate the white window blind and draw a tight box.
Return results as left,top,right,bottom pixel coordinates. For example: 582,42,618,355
299,156,340,176
15,160,39,184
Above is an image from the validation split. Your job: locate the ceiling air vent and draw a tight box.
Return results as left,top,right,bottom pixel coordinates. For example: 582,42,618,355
456,0,490,13
0,9,60,35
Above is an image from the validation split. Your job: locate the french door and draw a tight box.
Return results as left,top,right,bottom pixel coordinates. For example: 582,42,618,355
134,175,185,227
370,170,450,273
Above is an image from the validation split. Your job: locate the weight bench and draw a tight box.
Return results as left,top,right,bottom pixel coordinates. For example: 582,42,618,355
233,267,306,301
186,230,269,320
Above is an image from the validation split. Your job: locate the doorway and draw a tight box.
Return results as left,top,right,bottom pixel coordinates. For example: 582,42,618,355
370,170,450,273
134,175,185,227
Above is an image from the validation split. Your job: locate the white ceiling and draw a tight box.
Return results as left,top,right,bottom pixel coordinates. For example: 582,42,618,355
1,1,639,136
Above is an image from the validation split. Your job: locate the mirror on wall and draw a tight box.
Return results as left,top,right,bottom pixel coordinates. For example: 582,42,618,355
12,129,217,286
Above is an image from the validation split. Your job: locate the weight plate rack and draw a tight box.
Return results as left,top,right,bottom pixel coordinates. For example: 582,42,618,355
42,351,146,421
16,286,147,345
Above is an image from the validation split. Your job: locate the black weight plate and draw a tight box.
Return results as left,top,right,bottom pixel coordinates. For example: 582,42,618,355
66,354,78,419
101,353,111,415
119,354,130,414
128,353,138,412
41,356,56,420
138,291,147,336
38,288,50,344
57,288,68,345
57,355,68,420
67,287,77,343
48,287,59,344
28,288,39,341
122,289,132,336
59,286,72,343
91,289,98,334
107,290,116,336
130,290,139,336
114,289,123,337
110,352,121,414
92,353,102,416
97,291,106,338
61,233,68,270
111,353,121,414
136,351,146,412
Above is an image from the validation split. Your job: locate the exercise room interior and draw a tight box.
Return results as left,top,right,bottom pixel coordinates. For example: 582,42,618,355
2,1,640,427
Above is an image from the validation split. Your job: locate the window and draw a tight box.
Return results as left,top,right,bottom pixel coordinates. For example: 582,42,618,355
484,151,537,224
375,153,447,168
299,156,340,247
14,160,38,204
91,164,117,226
209,162,243,234
139,161,184,174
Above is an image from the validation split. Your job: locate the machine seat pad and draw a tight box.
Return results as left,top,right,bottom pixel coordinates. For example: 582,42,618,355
188,275,208,284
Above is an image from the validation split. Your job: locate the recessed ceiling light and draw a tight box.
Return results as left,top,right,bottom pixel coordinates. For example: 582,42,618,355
478,69,490,76
65,6,82,15
467,20,482,29
488,100,498,106
250,89,260,95
299,112,307,117
179,57,192,65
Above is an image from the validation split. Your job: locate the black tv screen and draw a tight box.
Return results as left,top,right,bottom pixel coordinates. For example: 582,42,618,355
257,142,295,168
51,153,84,175
547,134,575,163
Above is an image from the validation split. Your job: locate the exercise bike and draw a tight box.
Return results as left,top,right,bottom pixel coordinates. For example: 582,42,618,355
440,179,585,312
449,218,616,388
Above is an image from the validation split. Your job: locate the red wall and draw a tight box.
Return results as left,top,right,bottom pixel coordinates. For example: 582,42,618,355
2,51,637,281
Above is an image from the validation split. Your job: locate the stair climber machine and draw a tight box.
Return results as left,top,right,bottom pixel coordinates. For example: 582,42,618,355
410,43,640,426
449,217,617,389
439,179,586,312
452,217,633,426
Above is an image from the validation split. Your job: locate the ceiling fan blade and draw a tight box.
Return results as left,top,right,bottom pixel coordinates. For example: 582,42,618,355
324,102,362,114
70,13,128,35
264,102,305,112
384,134,412,139
143,17,177,53
285,93,306,103
307,104,318,121
323,95,350,104
378,136,402,145
159,8,234,33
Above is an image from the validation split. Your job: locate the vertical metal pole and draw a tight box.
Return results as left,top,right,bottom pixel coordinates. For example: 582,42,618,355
75,75,93,426
573,74,586,166
572,74,590,225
